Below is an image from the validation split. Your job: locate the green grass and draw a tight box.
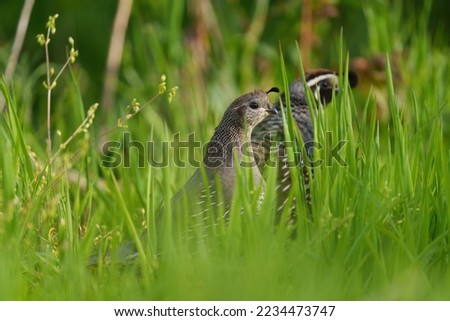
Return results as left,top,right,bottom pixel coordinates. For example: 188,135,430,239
1,1,450,300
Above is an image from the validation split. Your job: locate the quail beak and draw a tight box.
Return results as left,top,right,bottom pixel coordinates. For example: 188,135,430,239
265,87,279,115
267,106,278,115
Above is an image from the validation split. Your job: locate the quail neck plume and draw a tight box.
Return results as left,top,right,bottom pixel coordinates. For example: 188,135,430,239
252,69,358,219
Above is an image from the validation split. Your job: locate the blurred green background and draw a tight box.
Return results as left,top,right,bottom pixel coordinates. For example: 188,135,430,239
1,0,450,300
1,0,449,130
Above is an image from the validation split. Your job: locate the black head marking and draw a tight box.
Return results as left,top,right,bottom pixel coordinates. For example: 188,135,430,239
266,87,280,94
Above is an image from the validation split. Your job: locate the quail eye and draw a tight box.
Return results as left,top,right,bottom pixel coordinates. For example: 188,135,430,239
321,81,329,88
249,101,259,109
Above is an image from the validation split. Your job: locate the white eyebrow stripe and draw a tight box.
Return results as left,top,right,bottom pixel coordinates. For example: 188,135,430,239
306,73,339,88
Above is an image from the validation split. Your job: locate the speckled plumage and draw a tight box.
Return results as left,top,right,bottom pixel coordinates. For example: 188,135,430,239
178,89,277,213
89,89,278,265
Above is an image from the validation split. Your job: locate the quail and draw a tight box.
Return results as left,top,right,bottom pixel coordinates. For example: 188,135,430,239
90,88,279,264
252,69,358,223
159,87,279,239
